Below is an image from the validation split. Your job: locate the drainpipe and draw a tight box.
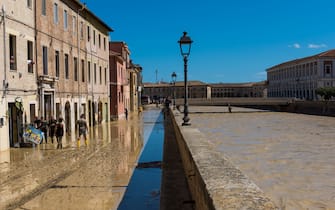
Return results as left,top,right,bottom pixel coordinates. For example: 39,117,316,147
77,4,85,116
2,5,7,98
33,0,40,117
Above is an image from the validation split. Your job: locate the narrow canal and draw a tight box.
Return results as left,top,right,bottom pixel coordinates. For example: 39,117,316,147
118,107,164,210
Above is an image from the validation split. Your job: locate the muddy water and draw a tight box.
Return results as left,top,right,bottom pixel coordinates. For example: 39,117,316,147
191,110,335,210
0,110,148,210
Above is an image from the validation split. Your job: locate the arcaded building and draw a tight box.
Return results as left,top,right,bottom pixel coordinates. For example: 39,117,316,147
143,81,211,101
211,81,267,98
267,50,335,100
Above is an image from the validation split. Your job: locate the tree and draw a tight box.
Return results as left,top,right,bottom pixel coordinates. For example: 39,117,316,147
315,87,335,100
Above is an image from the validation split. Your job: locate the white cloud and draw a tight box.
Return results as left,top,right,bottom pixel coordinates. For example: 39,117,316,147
308,44,327,49
288,43,301,49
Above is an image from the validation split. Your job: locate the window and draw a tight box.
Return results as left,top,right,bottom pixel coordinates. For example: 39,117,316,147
30,104,36,124
74,57,78,81
87,26,90,41
98,34,101,48
54,3,58,24
55,50,60,77
42,0,46,15
9,34,17,70
93,30,96,45
81,59,85,82
80,21,84,39
64,10,68,29
27,41,33,73
65,54,69,79
94,63,97,84
88,61,91,83
27,0,32,8
72,16,76,35
104,37,106,50
99,66,102,84
105,68,107,84
42,46,48,75
325,64,332,74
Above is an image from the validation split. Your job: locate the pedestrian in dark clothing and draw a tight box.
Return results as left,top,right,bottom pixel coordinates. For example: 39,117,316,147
49,116,57,144
56,118,64,149
76,114,88,146
39,117,48,144
124,108,128,120
34,116,41,129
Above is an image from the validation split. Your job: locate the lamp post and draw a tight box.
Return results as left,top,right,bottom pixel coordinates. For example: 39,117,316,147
178,32,193,126
171,72,177,109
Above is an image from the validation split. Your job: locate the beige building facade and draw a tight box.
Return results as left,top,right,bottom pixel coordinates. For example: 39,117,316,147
143,81,211,101
143,81,266,102
0,1,37,150
211,81,267,98
267,50,335,100
35,0,112,135
0,0,112,151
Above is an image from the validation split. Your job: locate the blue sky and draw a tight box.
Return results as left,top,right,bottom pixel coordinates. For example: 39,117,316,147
83,0,335,83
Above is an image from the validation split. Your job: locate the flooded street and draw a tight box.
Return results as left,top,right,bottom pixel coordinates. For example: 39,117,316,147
191,107,335,210
0,108,162,210
118,108,163,210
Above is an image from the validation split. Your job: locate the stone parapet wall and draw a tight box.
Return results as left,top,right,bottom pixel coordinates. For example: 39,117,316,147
170,109,278,210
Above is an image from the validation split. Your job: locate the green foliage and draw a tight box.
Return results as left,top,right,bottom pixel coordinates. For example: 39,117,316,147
315,87,335,100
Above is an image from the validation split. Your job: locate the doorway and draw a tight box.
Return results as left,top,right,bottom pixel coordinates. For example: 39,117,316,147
8,103,23,147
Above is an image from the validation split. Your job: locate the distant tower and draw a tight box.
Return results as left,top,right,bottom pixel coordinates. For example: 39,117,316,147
155,69,158,83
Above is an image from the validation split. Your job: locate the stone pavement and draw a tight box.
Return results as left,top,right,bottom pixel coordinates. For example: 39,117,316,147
171,106,278,210
176,105,335,210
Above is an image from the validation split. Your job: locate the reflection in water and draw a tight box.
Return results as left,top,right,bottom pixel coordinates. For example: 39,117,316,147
118,108,163,210
192,111,335,210
0,110,145,210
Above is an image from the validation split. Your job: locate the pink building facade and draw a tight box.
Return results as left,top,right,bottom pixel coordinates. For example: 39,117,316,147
109,42,130,120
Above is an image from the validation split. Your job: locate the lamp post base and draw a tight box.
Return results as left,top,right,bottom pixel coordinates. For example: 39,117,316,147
182,121,191,126
182,116,191,126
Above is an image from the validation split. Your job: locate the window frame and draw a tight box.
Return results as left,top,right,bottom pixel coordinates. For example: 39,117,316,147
42,0,46,16
9,34,17,70
63,10,68,30
65,53,69,79
54,3,58,24
55,50,60,77
42,46,48,75
27,40,34,73
74,57,78,81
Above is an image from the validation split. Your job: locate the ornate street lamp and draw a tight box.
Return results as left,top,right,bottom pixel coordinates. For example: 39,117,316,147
178,32,193,126
171,72,177,109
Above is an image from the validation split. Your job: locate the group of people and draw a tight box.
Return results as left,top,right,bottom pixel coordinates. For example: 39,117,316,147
34,116,64,149
33,114,89,149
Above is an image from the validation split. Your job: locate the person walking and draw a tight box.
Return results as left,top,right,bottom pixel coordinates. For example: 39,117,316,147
56,118,64,149
48,116,57,144
77,114,88,146
39,117,48,144
124,108,128,120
